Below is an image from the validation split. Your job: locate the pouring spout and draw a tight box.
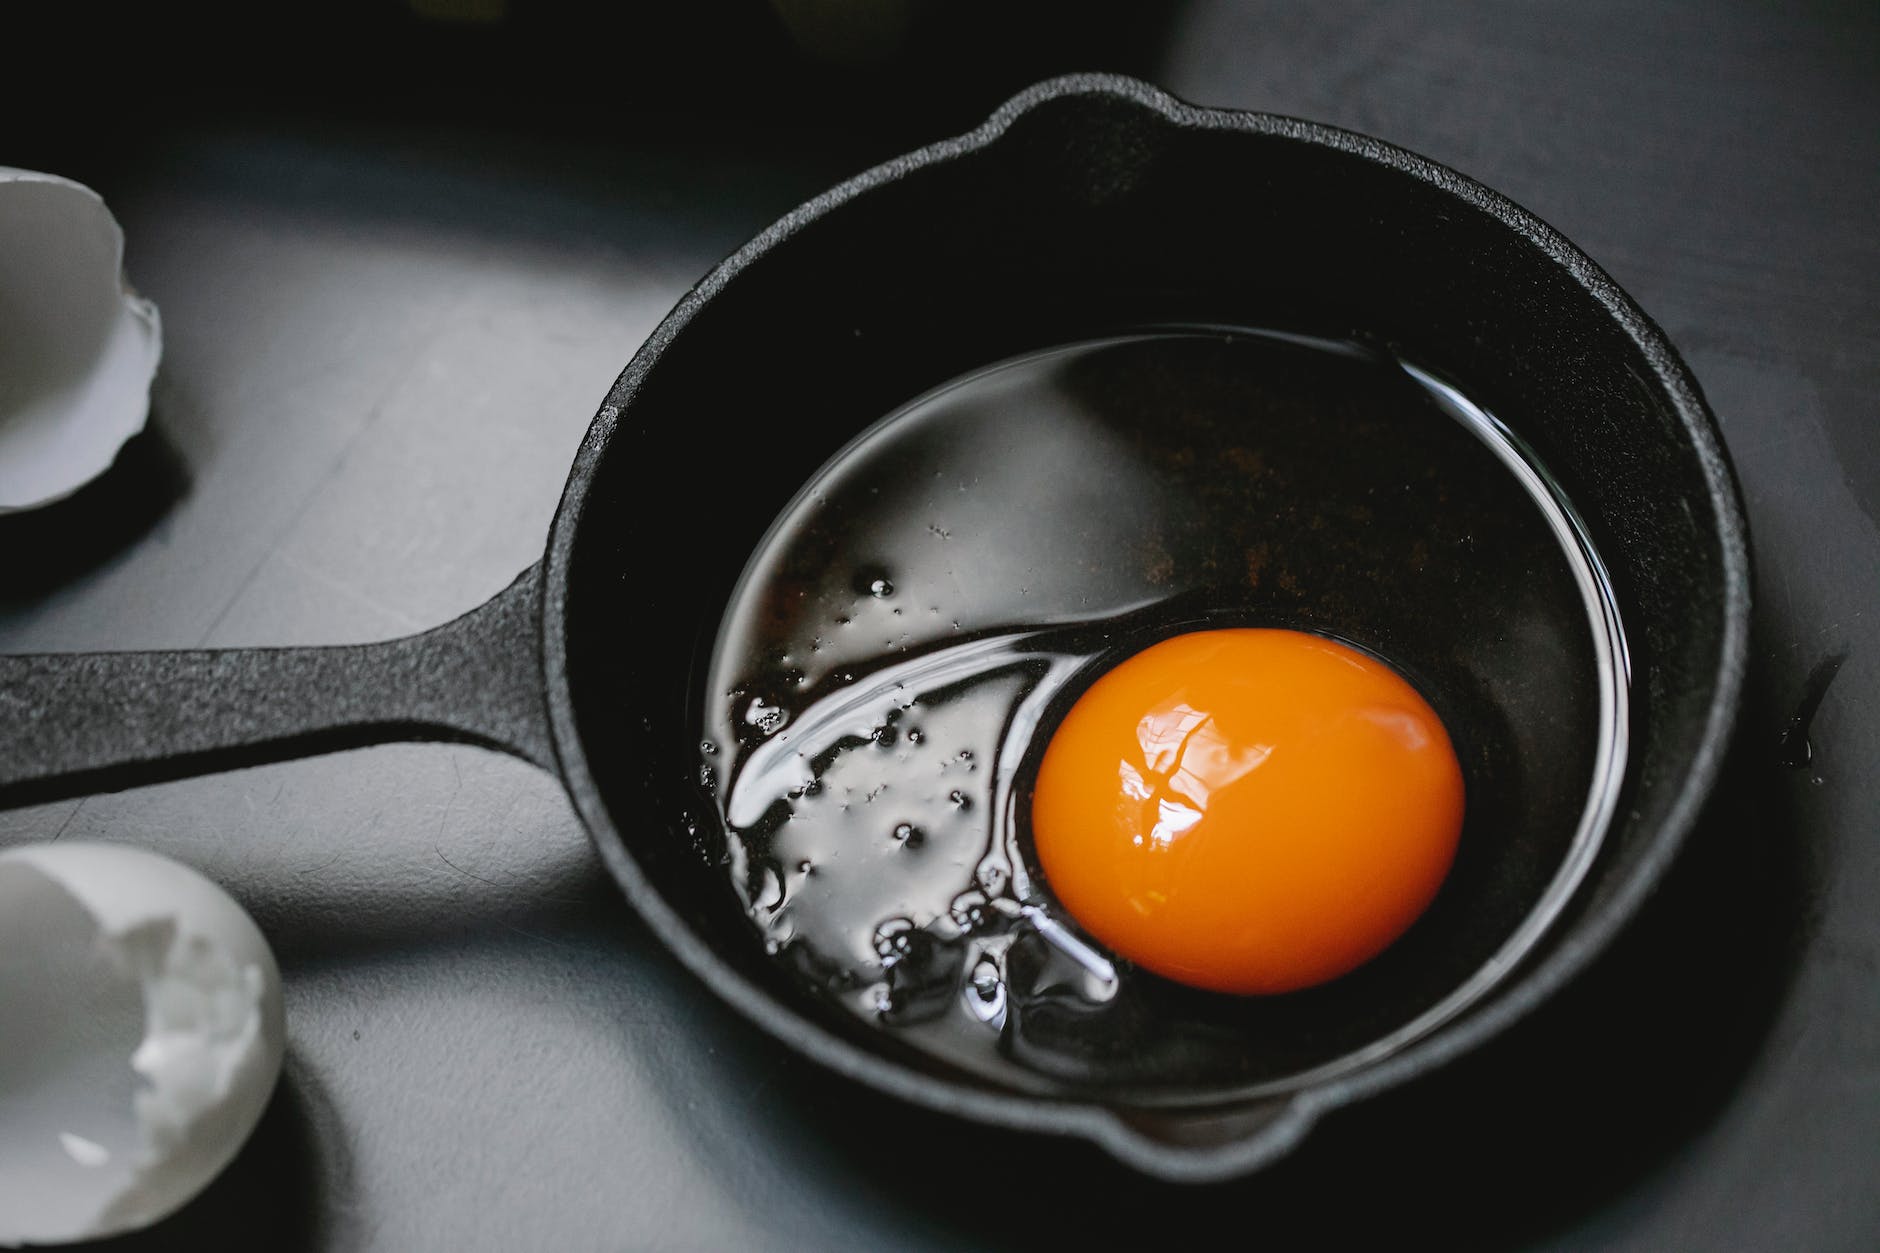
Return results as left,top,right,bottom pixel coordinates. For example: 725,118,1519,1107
1090,1097,1321,1184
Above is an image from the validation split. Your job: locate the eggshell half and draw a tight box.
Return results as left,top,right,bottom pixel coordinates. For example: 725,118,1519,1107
0,843,284,1246
0,168,163,514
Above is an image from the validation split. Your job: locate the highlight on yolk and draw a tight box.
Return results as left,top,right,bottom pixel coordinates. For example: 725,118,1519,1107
1030,628,1464,995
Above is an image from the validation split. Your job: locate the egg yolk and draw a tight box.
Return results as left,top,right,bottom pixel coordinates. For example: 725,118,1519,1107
1030,628,1464,995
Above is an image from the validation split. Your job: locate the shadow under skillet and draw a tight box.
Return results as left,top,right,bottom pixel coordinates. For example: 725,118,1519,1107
643,663,1806,1249
2,4,1193,167
31,745,648,978
248,832,634,977
0,420,189,608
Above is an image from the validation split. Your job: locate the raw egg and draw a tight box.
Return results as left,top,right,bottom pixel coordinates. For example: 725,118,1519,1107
1031,628,1464,995
698,330,1603,1088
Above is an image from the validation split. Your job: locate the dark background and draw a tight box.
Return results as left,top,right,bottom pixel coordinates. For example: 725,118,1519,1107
3,2,1875,1248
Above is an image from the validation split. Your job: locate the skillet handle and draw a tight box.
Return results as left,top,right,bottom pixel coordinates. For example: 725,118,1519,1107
0,563,553,809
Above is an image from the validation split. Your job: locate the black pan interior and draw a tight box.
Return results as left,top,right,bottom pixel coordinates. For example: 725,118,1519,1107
559,89,1740,1102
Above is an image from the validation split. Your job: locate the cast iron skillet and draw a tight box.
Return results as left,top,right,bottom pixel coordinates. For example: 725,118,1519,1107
0,76,1750,1182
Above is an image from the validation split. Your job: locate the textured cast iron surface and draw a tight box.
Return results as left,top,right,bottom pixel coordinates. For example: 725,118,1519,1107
0,566,553,805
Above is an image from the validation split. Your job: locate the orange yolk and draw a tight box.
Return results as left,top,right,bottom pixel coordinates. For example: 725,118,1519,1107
1030,628,1464,995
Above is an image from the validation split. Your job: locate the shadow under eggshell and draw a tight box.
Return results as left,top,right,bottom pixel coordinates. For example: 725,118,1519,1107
0,168,162,515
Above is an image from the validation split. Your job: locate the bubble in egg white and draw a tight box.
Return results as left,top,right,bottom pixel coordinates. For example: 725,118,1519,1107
0,843,284,1247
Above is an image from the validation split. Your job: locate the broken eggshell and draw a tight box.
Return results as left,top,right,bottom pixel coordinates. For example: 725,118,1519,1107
0,168,162,514
0,843,284,1247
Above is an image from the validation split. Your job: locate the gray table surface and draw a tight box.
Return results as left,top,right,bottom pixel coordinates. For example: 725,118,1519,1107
3,2,1876,1249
